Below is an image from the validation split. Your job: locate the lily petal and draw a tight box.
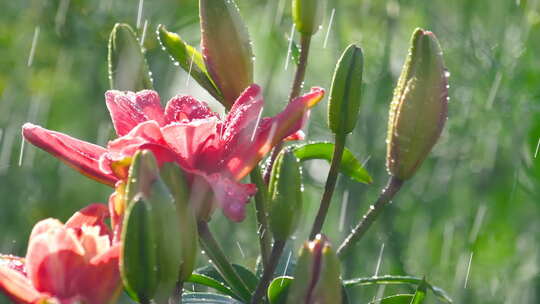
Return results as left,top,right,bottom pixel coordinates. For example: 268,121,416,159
105,90,165,136
164,95,219,124
66,204,111,238
0,266,45,304
226,87,325,179
22,123,117,186
205,173,257,222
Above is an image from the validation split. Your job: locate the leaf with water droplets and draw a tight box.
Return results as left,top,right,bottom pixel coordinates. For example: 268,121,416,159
185,273,237,299
369,294,414,304
157,25,223,102
194,264,258,293
182,292,243,303
292,142,372,184
108,23,153,91
267,276,293,304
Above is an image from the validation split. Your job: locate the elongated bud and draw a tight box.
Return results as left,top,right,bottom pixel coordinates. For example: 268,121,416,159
268,149,303,241
328,44,364,135
200,0,253,108
120,151,184,304
108,23,153,91
292,0,324,35
286,234,342,304
159,162,198,281
387,28,448,180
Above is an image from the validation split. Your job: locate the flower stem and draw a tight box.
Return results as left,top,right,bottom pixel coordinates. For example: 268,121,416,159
250,167,272,269
249,240,286,304
198,221,252,302
309,133,347,239
336,176,404,258
263,33,313,183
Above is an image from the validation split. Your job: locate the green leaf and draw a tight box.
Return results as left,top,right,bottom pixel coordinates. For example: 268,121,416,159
369,294,414,304
343,275,452,303
195,264,259,293
267,276,293,304
410,279,428,304
186,273,237,299
157,25,223,102
181,292,243,304
292,142,372,184
108,23,153,91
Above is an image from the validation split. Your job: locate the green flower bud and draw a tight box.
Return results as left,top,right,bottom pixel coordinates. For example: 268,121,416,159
387,28,449,180
328,44,364,135
108,23,153,91
286,235,342,304
159,162,198,281
120,151,185,304
200,0,253,108
292,0,324,35
268,149,303,241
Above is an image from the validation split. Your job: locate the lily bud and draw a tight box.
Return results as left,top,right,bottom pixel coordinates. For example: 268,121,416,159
386,28,448,180
108,23,153,91
268,149,303,241
286,234,342,304
200,0,253,108
328,44,364,135
120,151,184,303
159,162,198,281
292,0,324,35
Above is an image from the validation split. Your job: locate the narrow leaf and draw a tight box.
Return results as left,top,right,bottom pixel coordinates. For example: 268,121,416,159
410,279,428,304
195,264,259,293
157,25,223,102
186,273,237,299
108,23,153,91
182,292,243,304
369,294,414,304
293,142,372,184
267,276,293,304
343,275,452,303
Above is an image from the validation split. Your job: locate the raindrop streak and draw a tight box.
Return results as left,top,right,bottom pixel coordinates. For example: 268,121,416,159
534,137,540,158
236,241,246,258
464,252,474,288
338,190,349,232
280,251,292,286
186,52,196,87
361,155,372,167
136,0,144,29
374,243,385,276
485,71,502,109
323,8,336,48
284,24,296,71
27,27,40,67
140,19,148,47
18,137,25,167
249,108,264,142
468,204,487,244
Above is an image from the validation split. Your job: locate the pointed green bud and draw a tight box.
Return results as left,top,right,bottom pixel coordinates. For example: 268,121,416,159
108,23,153,91
328,44,364,135
286,235,342,304
292,0,324,35
159,162,198,281
120,195,158,303
386,28,449,180
268,149,303,241
200,0,253,109
120,151,185,303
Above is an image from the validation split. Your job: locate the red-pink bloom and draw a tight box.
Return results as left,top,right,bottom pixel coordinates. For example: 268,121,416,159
0,204,120,304
23,84,324,222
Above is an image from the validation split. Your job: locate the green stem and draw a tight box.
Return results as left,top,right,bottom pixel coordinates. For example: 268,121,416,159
263,33,313,183
250,167,272,269
309,133,347,239
249,240,286,304
336,176,404,258
169,281,183,304
198,221,252,302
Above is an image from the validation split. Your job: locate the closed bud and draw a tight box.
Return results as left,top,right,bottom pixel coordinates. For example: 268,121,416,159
328,44,364,135
268,149,303,241
286,234,342,304
108,23,153,91
120,151,186,304
292,0,324,35
159,162,198,281
200,0,253,108
387,28,449,180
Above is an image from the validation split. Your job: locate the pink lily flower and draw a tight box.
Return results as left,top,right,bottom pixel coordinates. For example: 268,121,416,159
22,84,324,222
0,204,121,304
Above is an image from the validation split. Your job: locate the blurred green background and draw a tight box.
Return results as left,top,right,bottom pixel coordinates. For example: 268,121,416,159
1,0,539,303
